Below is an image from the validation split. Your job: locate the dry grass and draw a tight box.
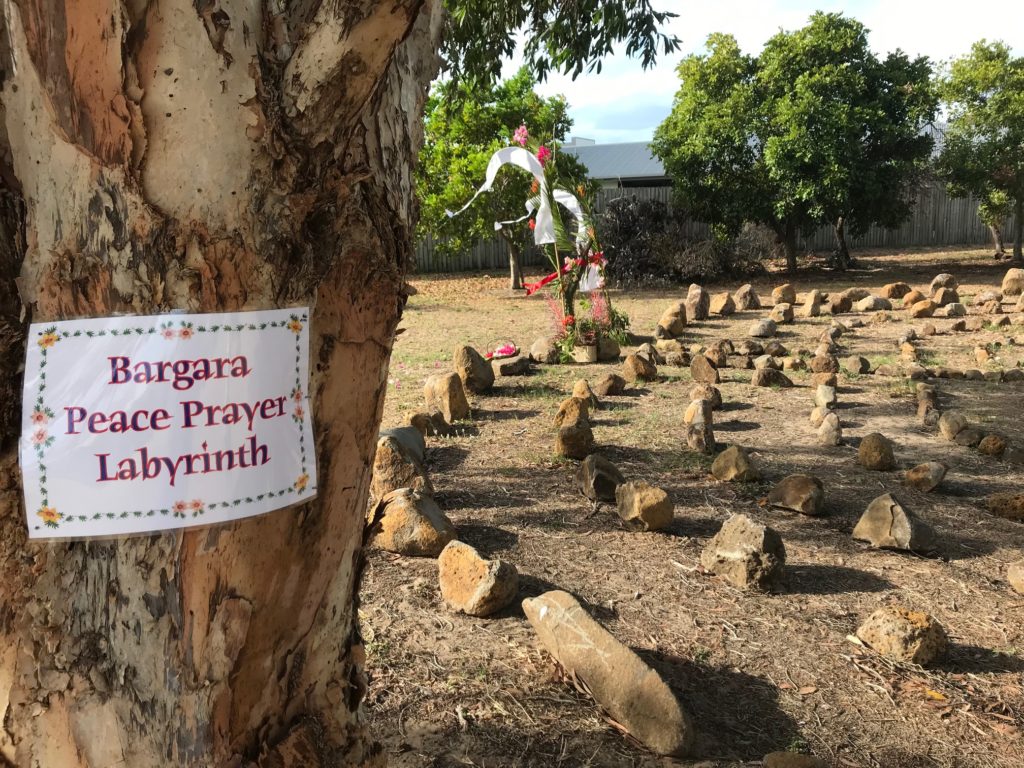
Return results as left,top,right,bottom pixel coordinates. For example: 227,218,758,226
362,246,1024,767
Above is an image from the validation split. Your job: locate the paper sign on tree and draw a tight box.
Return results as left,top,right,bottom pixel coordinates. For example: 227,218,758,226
19,308,317,539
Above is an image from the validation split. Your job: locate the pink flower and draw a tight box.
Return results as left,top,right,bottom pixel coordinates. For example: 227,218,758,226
513,124,529,147
293,405,305,420
162,328,175,340
536,145,552,166
190,499,203,511
179,327,194,340
31,429,47,446
528,219,536,230
30,410,48,425
173,501,188,514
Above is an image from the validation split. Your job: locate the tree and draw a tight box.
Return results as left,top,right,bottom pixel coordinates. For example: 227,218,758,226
653,13,935,273
938,41,1024,262
416,68,589,289
0,1,677,765
978,189,1012,258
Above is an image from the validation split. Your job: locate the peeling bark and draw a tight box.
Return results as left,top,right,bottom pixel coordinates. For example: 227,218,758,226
0,1,443,765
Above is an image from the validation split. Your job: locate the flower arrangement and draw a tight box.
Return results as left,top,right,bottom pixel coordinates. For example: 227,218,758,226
484,342,518,360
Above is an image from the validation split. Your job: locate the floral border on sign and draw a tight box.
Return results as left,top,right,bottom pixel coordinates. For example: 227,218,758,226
30,313,315,530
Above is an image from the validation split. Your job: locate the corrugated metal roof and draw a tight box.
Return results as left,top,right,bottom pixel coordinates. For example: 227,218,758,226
561,141,665,181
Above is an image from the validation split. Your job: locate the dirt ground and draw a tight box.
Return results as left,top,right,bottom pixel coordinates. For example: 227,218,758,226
360,247,1024,768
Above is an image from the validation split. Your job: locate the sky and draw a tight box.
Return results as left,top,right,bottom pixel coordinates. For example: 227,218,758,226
502,0,1024,145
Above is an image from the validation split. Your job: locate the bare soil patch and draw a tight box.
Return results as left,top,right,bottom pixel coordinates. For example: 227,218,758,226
362,247,1024,767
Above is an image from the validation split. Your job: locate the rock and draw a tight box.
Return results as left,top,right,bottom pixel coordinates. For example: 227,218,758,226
658,301,687,337
749,318,777,338
703,344,728,368
951,319,967,332
594,373,627,397
734,284,761,310
754,354,780,370
493,355,532,377
799,289,823,318
370,435,433,500
1009,561,1024,595
974,346,991,365
751,368,793,388
700,514,785,590
844,355,871,374
810,354,839,374
768,474,825,516
772,284,796,305
902,289,926,307
883,282,913,299
454,345,495,393
814,384,837,410
856,606,947,666
932,287,959,307
636,342,663,365
827,294,853,314
856,295,892,312
986,492,1024,521
686,423,716,454
965,316,985,331
853,493,935,553
842,287,873,302
737,340,764,356
555,422,594,460
597,335,621,362
684,399,714,429
1002,267,1024,296
379,425,426,464
572,379,599,410
764,340,787,357
900,342,918,361
818,412,842,445
762,753,826,768
685,284,710,322
769,303,794,324
1005,368,1024,382
530,336,561,364
438,541,518,617
623,353,657,383
664,351,686,367
905,462,947,492
424,373,471,423
407,409,451,438
858,433,896,471
941,302,967,317
954,428,983,447
710,292,736,316
909,299,937,318
980,299,1003,314
920,322,937,336
690,355,720,384
615,482,673,531
368,489,456,557
782,356,807,371
978,434,1007,457
553,397,590,428
689,383,723,410
577,454,625,502
522,591,694,756
809,406,829,427
930,273,958,293
938,411,967,440
811,372,838,387
711,445,761,482
873,364,898,377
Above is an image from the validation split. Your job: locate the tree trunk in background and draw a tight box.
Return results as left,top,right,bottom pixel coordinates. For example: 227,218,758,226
833,216,850,272
780,220,798,274
498,227,524,290
989,223,1006,258
0,2,442,766
1014,198,1024,263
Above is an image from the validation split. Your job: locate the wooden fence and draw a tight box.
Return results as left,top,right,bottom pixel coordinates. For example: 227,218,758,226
413,182,1008,274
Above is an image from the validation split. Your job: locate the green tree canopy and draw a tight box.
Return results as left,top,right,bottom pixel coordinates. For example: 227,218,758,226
938,40,1024,262
416,68,593,288
652,12,935,272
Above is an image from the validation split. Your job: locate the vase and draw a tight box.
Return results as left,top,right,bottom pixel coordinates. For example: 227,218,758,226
572,344,598,364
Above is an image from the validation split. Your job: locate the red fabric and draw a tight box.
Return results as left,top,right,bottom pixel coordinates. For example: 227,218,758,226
524,258,587,296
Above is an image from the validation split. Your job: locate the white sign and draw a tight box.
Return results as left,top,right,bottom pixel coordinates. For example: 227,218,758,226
20,308,317,539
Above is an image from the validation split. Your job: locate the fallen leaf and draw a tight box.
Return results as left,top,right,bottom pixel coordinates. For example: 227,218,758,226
925,689,947,701
778,682,795,690
799,685,818,696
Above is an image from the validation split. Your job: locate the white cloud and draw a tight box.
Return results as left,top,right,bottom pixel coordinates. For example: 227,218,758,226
502,0,1024,144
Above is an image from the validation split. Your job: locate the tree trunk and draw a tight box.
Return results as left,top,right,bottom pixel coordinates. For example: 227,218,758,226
498,227,523,290
780,220,798,274
833,216,851,272
989,224,1006,258
0,2,442,766
1014,198,1024,264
